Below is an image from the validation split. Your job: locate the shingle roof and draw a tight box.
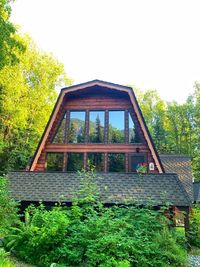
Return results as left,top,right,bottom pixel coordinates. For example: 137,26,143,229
193,182,200,202
160,154,193,202
8,172,191,207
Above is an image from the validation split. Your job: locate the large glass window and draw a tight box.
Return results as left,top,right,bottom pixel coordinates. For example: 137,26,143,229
67,153,83,171
129,113,141,143
69,111,85,143
46,153,64,171
52,113,66,143
108,111,125,143
87,152,104,171
89,111,105,143
108,153,125,172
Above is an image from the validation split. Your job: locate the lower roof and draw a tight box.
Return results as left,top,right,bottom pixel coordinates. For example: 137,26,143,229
160,154,194,202
8,171,191,207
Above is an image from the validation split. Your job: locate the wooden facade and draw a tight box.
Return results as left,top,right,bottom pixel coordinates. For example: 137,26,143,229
29,80,164,173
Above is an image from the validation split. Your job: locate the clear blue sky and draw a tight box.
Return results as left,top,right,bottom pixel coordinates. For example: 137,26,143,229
11,0,200,103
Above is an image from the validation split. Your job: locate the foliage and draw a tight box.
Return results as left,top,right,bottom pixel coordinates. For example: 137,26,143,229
188,204,200,247
0,34,72,174
5,203,188,267
0,248,15,267
132,85,200,181
0,0,25,70
0,176,19,237
6,205,69,266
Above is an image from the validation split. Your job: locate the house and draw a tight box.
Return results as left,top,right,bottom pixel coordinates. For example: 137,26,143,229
8,80,193,230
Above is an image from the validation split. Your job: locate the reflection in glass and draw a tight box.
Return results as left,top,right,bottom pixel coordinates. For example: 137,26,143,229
129,113,141,143
108,111,124,143
46,153,63,171
88,153,104,171
69,111,85,143
108,153,125,172
52,113,66,143
67,153,83,171
89,111,104,143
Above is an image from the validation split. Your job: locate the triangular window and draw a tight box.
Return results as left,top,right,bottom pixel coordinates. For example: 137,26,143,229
52,113,66,143
129,112,141,143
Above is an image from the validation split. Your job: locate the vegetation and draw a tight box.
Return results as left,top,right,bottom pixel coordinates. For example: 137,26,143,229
188,204,200,248
133,86,200,181
0,0,25,70
0,176,19,236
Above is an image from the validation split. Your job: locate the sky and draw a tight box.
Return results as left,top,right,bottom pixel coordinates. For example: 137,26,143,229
10,0,200,103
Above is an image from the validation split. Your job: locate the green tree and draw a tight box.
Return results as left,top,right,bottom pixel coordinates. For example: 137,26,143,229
0,34,72,173
0,0,25,69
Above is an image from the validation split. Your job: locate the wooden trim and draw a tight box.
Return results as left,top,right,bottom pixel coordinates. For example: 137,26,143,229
45,144,148,153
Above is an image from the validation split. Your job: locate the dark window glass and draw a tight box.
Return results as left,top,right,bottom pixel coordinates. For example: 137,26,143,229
108,153,125,172
108,111,125,143
89,111,105,143
67,153,83,171
88,153,104,171
52,113,66,143
46,153,63,171
129,155,147,172
69,111,85,143
129,113,141,143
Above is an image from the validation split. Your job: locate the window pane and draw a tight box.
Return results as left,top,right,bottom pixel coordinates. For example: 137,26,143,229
108,111,124,143
46,153,63,171
108,153,125,172
69,111,85,143
88,153,104,171
89,111,104,143
67,153,83,171
52,113,66,143
129,113,141,143
129,155,147,172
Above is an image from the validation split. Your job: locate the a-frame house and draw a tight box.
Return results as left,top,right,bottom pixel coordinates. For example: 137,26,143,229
8,80,193,230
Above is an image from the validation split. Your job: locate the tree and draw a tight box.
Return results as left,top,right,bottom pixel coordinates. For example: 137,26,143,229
0,0,25,69
133,87,168,153
94,114,103,143
0,34,72,173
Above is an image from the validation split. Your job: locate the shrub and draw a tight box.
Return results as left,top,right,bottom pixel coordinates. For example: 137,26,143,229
189,204,200,247
0,248,15,267
6,205,69,266
6,204,187,267
0,176,19,237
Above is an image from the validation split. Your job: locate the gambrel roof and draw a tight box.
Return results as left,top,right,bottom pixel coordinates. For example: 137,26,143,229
29,80,164,172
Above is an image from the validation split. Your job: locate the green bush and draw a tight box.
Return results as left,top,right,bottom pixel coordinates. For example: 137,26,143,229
6,205,69,266
5,204,187,267
189,204,200,247
0,176,19,237
0,248,15,267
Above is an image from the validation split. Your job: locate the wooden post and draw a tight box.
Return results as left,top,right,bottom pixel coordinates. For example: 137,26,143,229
183,207,190,235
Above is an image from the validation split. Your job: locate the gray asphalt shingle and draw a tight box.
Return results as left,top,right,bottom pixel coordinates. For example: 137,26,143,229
8,171,191,207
